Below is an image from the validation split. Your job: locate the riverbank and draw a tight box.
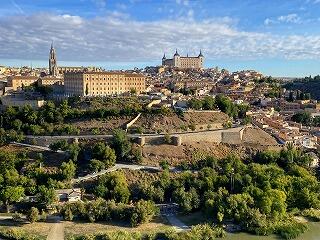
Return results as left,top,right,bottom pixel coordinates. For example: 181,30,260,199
225,222,320,240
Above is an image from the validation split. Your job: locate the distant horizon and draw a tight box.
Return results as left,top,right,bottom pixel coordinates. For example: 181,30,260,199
0,58,319,78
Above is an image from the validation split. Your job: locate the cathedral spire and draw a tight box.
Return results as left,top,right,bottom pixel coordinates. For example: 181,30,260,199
49,42,58,76
198,49,204,57
174,49,180,57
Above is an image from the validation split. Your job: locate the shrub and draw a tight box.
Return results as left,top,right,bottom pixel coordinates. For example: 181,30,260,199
49,139,68,152
91,128,100,135
27,207,39,223
301,208,320,221
62,206,74,221
89,159,105,173
160,160,170,171
131,145,143,164
12,212,23,222
0,228,41,240
188,123,196,131
276,221,308,239
164,134,172,144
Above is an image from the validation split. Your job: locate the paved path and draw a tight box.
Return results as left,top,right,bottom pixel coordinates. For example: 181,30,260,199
165,215,190,232
11,142,182,184
72,163,177,183
46,216,64,240
11,142,65,153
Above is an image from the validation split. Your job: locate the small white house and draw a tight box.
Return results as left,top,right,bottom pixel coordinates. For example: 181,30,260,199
306,152,319,168
55,188,82,203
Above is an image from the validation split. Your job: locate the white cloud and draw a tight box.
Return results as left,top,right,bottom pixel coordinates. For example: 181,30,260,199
264,13,301,25
176,0,186,5
92,0,107,9
264,18,274,25
278,14,301,23
0,13,320,62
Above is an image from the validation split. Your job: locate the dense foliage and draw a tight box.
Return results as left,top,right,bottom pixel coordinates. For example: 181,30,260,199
284,75,320,100
60,198,158,226
187,95,249,119
130,147,319,238
0,147,76,212
69,224,226,240
0,97,146,139
291,111,320,127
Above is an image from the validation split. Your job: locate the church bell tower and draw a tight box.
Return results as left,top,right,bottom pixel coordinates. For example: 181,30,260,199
49,42,58,76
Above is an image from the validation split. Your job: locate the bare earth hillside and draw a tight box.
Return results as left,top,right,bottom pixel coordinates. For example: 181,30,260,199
133,111,229,133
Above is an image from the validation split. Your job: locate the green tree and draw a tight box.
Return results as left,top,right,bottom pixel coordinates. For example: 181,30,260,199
11,119,23,131
0,186,24,212
89,159,105,173
94,171,130,203
67,143,81,162
173,187,200,213
292,112,312,126
202,96,216,110
227,193,254,222
92,142,116,167
37,185,56,205
130,200,158,226
188,98,203,110
49,140,69,152
60,160,76,180
130,144,143,163
111,129,132,161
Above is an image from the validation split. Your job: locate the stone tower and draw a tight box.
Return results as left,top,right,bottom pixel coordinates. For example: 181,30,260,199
198,49,204,68
173,49,181,68
162,53,166,66
49,42,58,76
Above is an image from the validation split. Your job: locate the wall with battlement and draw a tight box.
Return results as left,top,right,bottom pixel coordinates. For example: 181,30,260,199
176,126,243,145
25,127,245,147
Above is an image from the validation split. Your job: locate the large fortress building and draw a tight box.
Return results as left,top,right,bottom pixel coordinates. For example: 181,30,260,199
64,71,145,97
162,50,204,69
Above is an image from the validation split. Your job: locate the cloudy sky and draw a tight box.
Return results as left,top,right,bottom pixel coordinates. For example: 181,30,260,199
1,0,320,76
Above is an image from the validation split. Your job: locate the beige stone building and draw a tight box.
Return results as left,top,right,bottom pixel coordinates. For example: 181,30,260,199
58,66,102,74
1,94,45,108
7,76,39,91
0,66,7,75
162,50,204,69
64,71,145,96
38,76,63,86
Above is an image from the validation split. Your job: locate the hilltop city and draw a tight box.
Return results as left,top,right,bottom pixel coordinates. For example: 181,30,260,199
0,43,320,240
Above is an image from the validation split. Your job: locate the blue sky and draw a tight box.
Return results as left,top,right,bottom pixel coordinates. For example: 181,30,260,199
1,0,320,77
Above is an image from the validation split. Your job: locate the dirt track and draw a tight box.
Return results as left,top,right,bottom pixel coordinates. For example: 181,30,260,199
46,217,64,240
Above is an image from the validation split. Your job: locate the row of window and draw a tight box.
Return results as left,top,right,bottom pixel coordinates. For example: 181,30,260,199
90,89,141,95
92,87,142,91
90,82,143,86
86,77,143,81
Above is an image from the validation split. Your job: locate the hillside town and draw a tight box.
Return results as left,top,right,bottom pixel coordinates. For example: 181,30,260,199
1,46,320,154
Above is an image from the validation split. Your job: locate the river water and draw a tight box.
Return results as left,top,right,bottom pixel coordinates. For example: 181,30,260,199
226,222,320,240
